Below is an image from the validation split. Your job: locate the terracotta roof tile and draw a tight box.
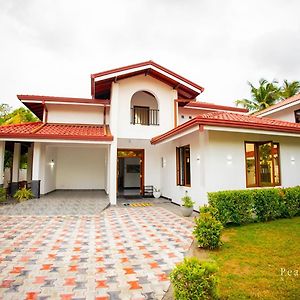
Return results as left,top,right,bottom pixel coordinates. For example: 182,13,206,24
0,122,113,141
151,111,300,144
185,101,249,113
255,93,300,116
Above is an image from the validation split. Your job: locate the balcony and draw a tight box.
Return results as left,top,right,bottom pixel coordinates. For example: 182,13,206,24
131,106,159,126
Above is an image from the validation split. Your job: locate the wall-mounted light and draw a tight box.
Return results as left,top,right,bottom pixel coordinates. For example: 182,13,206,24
291,156,295,165
161,157,166,168
49,159,55,167
226,155,232,165
196,156,200,164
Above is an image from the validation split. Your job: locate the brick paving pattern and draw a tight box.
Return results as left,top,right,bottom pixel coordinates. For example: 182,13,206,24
0,206,193,299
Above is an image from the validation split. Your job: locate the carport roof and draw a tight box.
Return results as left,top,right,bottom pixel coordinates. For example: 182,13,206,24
0,122,113,141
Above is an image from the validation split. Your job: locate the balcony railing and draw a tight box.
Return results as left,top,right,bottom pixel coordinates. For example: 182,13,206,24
131,107,159,125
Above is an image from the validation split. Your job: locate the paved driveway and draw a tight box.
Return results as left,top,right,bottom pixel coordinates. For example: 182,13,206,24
0,200,193,299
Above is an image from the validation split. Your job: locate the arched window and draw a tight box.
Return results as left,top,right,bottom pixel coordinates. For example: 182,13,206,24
130,91,159,125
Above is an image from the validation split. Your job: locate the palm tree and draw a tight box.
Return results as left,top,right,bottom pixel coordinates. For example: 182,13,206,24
280,80,300,99
235,79,281,112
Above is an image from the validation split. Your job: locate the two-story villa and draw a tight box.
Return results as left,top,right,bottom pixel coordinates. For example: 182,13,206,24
1,61,300,208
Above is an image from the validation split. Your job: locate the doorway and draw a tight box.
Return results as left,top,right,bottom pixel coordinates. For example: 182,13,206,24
117,149,144,197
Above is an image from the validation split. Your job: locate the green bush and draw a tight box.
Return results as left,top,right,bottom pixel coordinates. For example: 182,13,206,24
200,205,220,219
170,257,219,300
208,190,254,225
281,186,300,217
13,188,34,202
208,186,300,226
252,189,282,221
0,187,6,202
193,212,223,249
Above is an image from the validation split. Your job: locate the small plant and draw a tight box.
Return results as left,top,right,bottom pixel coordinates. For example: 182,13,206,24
193,212,223,249
200,205,220,220
181,191,194,208
0,187,6,203
170,257,219,300
13,188,34,202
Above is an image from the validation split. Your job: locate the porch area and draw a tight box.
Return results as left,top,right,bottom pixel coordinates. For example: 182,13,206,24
0,190,109,215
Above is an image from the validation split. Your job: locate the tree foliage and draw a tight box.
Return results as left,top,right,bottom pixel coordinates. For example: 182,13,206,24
235,79,300,112
0,105,39,125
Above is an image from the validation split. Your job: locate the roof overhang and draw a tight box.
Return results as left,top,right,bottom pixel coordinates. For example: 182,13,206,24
151,113,300,145
91,61,204,100
17,95,110,120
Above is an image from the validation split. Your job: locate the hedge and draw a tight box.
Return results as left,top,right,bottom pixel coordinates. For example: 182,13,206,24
0,188,6,203
208,186,300,225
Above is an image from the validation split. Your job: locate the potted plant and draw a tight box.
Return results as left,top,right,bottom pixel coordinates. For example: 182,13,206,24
153,187,161,199
181,191,194,217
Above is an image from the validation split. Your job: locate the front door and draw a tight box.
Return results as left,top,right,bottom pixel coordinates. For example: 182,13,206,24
117,149,144,196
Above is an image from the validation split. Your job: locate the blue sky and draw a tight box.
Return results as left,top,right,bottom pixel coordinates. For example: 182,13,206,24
1,0,300,108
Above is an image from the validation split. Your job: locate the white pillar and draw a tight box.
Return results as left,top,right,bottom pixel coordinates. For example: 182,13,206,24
11,142,21,195
108,142,117,205
12,143,21,182
0,141,5,187
31,142,42,198
27,144,33,183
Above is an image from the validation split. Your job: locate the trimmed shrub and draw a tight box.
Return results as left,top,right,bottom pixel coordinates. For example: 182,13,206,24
200,205,219,220
170,257,219,300
208,190,254,225
281,186,300,217
252,188,282,221
193,212,223,249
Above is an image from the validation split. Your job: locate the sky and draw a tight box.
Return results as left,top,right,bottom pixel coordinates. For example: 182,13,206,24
1,0,300,108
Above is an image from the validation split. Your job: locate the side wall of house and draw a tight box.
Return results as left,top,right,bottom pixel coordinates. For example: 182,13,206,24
205,130,300,192
263,103,300,122
56,147,105,189
42,146,57,194
47,104,104,124
159,130,207,208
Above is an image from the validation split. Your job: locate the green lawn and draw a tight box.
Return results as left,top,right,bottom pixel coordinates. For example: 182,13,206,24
208,217,300,299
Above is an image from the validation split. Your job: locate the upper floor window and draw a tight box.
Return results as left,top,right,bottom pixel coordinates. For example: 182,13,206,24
295,109,300,123
245,141,281,188
176,145,191,186
130,91,159,125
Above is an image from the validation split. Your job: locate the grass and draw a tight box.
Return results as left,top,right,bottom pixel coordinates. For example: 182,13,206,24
207,217,300,299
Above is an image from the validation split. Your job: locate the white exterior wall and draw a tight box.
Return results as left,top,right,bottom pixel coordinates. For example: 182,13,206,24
115,75,177,139
47,104,104,124
41,146,57,194
178,107,210,125
205,131,300,192
55,146,105,190
159,131,206,208
262,103,300,122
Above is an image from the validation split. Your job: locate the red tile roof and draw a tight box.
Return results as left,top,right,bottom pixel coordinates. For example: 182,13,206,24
91,60,204,99
0,122,113,141
254,93,300,116
17,95,110,120
151,111,300,144
184,101,249,113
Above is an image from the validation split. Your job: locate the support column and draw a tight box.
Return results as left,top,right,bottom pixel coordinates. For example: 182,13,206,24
27,144,33,183
32,142,42,198
108,142,117,205
0,141,5,188
11,142,21,195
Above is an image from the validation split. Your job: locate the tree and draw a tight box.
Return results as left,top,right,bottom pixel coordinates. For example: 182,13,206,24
0,106,39,125
235,79,281,112
236,79,300,112
280,80,300,99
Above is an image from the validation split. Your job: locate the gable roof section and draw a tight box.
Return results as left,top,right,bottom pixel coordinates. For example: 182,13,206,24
17,95,110,120
254,94,300,117
91,60,204,99
151,111,300,144
184,101,249,113
0,122,113,141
